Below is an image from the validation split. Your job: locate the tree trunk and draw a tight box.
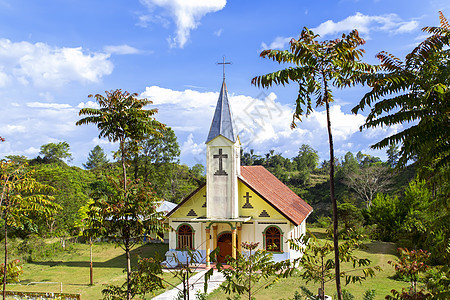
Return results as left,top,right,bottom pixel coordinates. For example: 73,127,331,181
3,203,7,300
120,139,127,191
89,237,93,285
325,96,342,300
126,239,131,300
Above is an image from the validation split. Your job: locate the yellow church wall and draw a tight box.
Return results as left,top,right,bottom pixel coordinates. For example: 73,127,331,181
167,179,307,255
237,180,283,220
170,186,206,219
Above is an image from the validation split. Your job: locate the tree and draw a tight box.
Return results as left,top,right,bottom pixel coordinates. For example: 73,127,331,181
252,27,375,300
218,241,294,300
386,248,431,299
345,165,391,208
75,198,102,285
290,233,380,300
39,141,73,163
91,176,168,299
0,160,61,299
130,127,180,200
294,144,319,172
76,89,165,300
386,144,400,169
83,145,109,170
352,12,449,174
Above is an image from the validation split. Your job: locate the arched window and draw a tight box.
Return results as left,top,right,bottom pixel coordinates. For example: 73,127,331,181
177,224,193,250
264,226,281,252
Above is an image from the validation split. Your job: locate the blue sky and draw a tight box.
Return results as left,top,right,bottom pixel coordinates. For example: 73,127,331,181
0,0,448,168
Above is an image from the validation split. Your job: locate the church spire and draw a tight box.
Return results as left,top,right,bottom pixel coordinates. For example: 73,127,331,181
206,61,237,144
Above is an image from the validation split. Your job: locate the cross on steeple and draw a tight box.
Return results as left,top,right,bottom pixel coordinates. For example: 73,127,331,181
217,56,232,80
213,148,228,176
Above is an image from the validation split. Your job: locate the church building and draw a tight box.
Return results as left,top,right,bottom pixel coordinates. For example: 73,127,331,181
165,77,313,267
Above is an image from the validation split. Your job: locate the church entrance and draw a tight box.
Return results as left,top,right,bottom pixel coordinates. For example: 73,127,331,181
217,233,233,263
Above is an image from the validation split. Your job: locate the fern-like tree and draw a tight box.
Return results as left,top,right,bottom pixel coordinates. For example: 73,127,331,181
0,160,61,299
352,11,449,177
252,28,376,300
76,89,166,300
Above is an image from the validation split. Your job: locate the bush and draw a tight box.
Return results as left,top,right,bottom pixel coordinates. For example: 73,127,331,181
17,235,72,262
315,216,331,228
0,259,23,283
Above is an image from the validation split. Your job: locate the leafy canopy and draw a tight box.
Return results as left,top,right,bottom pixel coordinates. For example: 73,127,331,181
352,12,450,170
252,27,376,128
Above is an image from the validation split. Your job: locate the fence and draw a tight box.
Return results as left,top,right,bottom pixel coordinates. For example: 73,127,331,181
4,291,81,300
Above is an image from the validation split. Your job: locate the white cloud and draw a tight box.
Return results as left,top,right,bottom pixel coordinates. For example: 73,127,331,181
24,147,40,156
0,38,113,88
0,69,10,87
311,12,419,38
214,28,223,37
26,102,72,109
104,44,141,55
77,101,100,109
261,36,292,50
140,0,226,48
141,85,369,163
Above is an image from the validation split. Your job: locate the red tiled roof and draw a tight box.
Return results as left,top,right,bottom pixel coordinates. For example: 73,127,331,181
240,166,313,226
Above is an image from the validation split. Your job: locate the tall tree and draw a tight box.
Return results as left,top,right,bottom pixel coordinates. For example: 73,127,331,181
352,11,449,175
0,160,61,299
386,144,400,169
76,89,165,300
345,165,391,208
91,176,168,298
252,28,375,300
39,141,73,163
83,145,109,170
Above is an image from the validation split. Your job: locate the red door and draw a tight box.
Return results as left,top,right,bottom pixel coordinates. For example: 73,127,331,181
217,233,232,263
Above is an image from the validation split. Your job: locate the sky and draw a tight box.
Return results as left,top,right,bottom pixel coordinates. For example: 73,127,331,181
0,0,448,168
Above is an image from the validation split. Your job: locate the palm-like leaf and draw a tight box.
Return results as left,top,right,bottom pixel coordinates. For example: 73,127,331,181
353,12,450,172
252,26,376,300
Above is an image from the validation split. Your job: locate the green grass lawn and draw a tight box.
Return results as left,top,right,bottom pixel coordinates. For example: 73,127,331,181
5,242,178,300
5,230,413,300
207,228,410,300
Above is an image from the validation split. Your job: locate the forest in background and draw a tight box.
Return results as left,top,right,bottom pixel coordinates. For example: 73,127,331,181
4,132,447,266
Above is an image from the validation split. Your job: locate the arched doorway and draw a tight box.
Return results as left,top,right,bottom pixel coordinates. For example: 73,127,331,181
217,233,233,263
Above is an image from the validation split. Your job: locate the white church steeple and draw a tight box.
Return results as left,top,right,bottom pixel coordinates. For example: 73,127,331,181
205,77,240,219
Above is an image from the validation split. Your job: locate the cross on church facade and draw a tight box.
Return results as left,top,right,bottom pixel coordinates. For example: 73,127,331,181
213,148,228,176
217,56,232,79
242,192,253,208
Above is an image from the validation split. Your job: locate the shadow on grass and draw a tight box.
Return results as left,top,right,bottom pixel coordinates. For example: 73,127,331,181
30,243,169,269
360,240,398,256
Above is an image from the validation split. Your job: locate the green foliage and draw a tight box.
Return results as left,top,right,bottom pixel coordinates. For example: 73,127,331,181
31,162,95,236
218,241,294,299
17,235,71,262
39,141,73,163
290,232,381,298
337,203,363,239
90,176,168,247
253,27,378,300
102,256,164,300
424,266,450,299
83,145,109,170
0,259,23,283
352,12,450,172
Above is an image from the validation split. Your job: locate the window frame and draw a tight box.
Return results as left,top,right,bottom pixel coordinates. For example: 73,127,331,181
263,226,283,253
176,223,195,250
